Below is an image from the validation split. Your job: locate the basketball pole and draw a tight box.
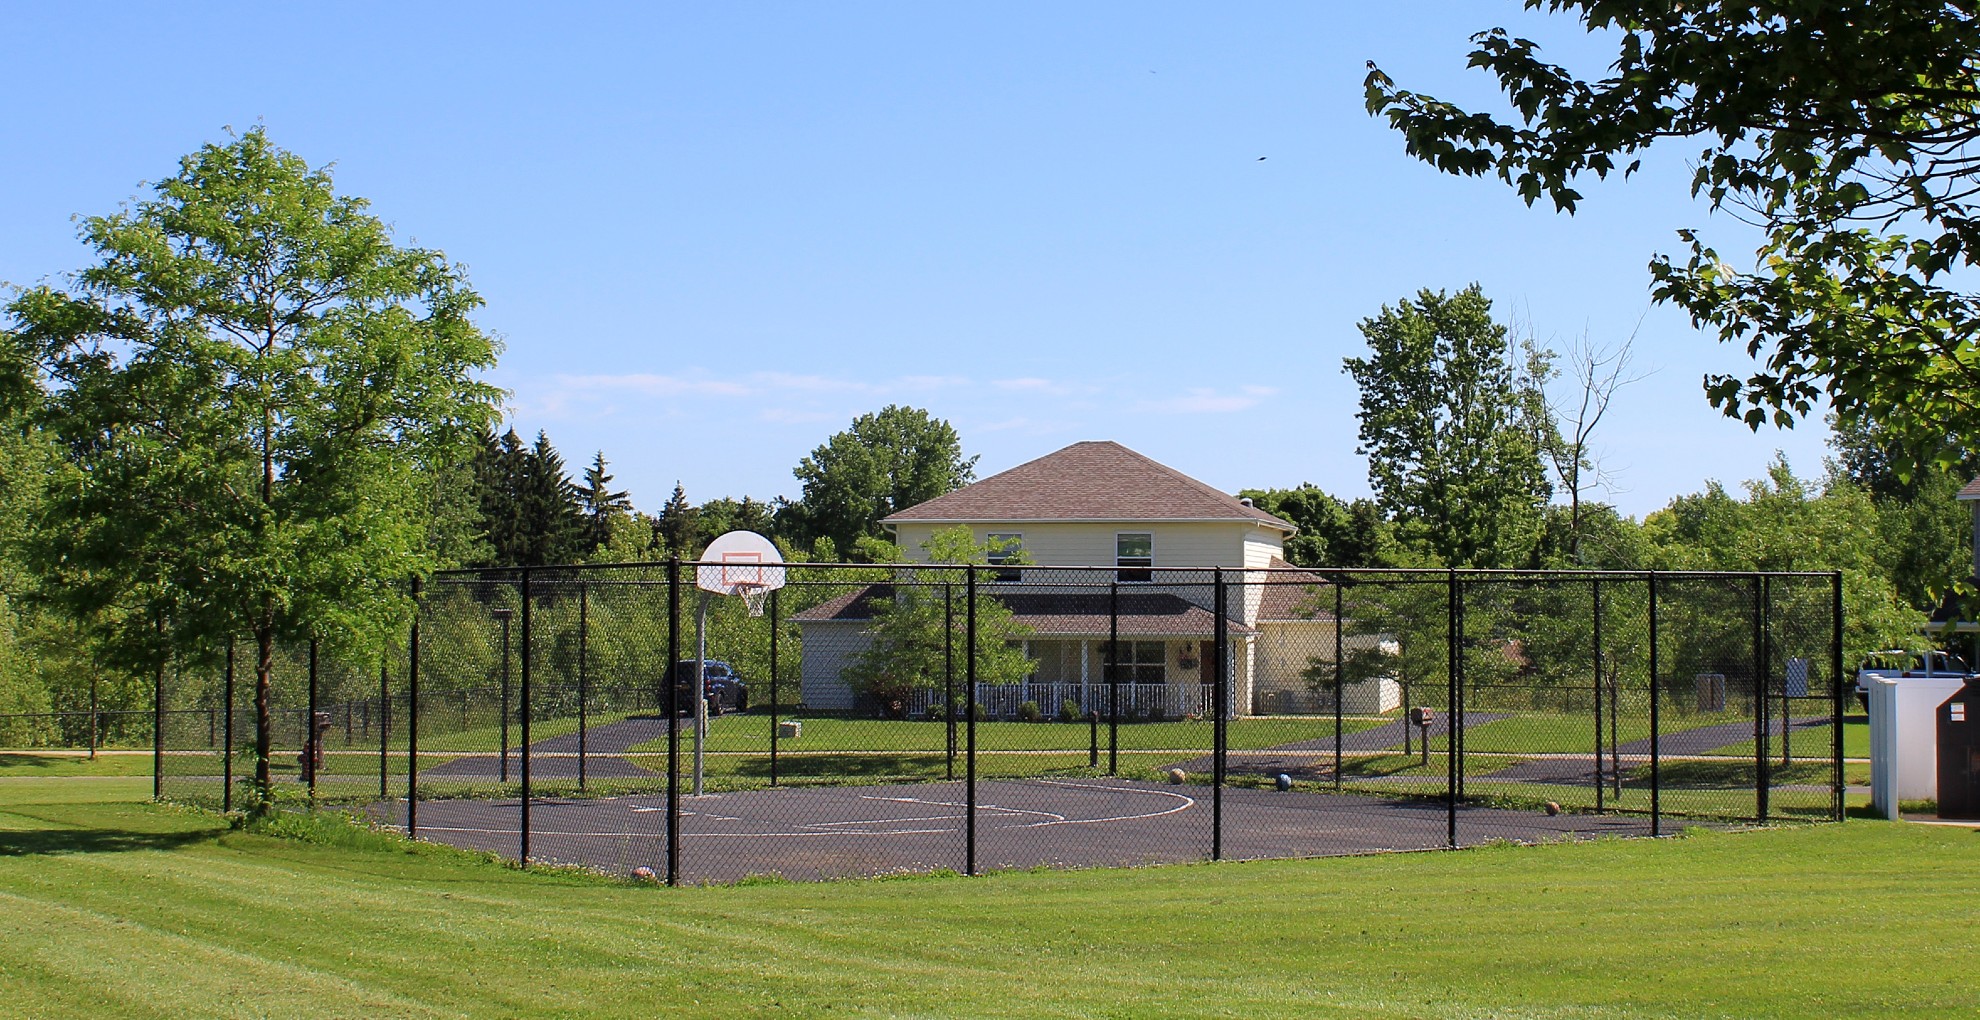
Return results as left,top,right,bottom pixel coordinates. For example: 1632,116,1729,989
694,589,709,797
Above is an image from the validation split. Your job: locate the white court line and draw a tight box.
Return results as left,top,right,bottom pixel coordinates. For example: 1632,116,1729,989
1013,779,1197,827
859,794,1068,823
396,779,1201,842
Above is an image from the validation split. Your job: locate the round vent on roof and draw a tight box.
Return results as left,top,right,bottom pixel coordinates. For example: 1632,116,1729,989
1239,496,1255,508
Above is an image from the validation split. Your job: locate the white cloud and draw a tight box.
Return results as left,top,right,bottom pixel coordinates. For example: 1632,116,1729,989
1137,386,1278,414
552,373,753,397
758,407,844,424
975,415,1077,434
895,374,970,391
991,376,1091,397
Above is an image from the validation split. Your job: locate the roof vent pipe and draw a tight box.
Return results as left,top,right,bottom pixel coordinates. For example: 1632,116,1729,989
1238,496,1255,508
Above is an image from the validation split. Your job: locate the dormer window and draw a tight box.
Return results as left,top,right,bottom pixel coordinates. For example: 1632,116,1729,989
987,533,1022,583
1117,532,1153,583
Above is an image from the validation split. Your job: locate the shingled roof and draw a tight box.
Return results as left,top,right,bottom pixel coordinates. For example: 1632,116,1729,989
1256,558,1342,622
1959,476,1980,501
882,441,1294,531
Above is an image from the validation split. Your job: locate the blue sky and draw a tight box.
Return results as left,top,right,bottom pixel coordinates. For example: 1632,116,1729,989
1,2,1833,517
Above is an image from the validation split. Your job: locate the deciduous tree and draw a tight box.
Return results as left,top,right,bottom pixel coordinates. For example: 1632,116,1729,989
1366,2,1980,464
789,406,976,554
1345,286,1553,567
0,129,501,804
843,526,1032,714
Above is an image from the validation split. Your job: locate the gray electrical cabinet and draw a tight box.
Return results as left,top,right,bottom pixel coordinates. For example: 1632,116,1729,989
1938,682,1980,820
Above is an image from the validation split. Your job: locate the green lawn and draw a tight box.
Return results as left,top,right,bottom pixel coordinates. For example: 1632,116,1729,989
0,752,156,778
0,779,1973,1017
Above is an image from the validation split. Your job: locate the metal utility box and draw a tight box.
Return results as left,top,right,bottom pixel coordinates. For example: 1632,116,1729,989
1938,682,1980,820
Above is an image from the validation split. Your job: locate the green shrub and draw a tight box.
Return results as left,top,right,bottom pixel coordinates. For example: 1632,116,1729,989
1017,700,1042,722
1058,699,1083,723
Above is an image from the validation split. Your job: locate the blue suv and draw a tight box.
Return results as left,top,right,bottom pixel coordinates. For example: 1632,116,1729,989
668,660,749,715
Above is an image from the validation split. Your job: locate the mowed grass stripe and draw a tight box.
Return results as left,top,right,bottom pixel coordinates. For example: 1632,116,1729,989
1,784,1975,1018
0,888,458,1020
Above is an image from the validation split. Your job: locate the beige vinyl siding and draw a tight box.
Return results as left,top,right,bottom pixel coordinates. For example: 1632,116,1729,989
1239,532,1284,624
1255,619,1340,696
892,521,1256,572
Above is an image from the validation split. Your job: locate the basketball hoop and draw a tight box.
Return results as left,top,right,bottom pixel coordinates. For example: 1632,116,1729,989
737,583,769,618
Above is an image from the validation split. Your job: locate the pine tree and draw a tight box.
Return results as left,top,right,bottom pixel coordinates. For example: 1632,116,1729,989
656,483,699,558
472,428,530,567
576,451,632,555
516,431,582,566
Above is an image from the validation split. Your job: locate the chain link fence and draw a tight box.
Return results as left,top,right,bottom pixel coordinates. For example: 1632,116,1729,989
155,563,1845,882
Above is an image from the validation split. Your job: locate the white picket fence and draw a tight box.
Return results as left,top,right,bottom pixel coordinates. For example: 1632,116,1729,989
905,682,1216,720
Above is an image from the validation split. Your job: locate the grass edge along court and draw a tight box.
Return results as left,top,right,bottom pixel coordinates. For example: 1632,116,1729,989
1,778,1974,1019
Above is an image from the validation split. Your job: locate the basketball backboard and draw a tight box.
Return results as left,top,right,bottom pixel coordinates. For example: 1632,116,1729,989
695,530,787,595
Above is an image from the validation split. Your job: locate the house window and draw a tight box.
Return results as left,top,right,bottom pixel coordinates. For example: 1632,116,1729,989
1104,641,1167,684
1116,532,1153,583
987,533,1022,583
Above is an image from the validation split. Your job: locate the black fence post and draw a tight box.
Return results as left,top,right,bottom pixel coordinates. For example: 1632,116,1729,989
1754,575,1770,823
666,557,681,887
944,583,955,781
152,639,164,803
1648,571,1661,836
1212,568,1226,862
408,576,422,839
1333,576,1344,792
1107,580,1119,776
88,676,99,763
1089,709,1099,767
378,658,389,801
1445,569,1457,848
578,580,589,793
1593,577,1604,815
1830,571,1845,822
223,641,235,813
1456,576,1467,805
769,586,780,788
307,638,319,802
966,565,978,877
520,569,533,867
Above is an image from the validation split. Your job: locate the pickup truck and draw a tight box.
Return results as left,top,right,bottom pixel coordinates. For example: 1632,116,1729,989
1854,649,1973,709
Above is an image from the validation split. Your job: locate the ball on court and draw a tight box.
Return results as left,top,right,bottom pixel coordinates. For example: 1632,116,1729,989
1167,768,1187,785
1544,801,1562,817
631,866,657,882
1275,773,1293,792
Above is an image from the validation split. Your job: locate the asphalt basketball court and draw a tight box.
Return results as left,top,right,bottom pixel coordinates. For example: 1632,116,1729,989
387,776,1659,883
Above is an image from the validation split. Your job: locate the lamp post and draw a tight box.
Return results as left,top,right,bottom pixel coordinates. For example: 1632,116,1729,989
492,608,514,783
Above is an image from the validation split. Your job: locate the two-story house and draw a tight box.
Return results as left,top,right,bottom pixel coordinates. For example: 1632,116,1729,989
794,441,1400,717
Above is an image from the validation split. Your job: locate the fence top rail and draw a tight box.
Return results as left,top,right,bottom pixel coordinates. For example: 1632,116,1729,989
427,562,1842,582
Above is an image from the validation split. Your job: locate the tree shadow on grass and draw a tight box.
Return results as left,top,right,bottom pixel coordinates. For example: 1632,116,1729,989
0,754,75,772
0,825,215,857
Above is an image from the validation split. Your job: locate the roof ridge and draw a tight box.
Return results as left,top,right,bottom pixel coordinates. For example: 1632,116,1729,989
881,441,1295,530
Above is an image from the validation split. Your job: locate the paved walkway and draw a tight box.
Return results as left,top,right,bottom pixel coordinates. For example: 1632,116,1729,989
423,716,680,779
1478,715,1834,785
1177,712,1508,778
